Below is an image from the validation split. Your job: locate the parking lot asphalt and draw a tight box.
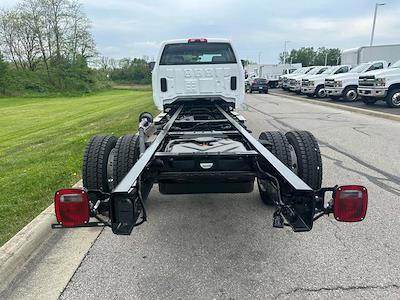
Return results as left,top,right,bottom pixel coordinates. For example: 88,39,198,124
271,88,400,116
16,93,400,300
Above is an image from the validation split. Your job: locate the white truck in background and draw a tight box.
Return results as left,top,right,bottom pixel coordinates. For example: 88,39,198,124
281,67,314,90
301,65,351,98
261,64,301,88
325,61,388,101
358,60,400,108
288,66,328,93
245,63,301,88
341,44,400,66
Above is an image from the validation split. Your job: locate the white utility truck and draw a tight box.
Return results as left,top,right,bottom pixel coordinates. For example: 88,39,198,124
288,66,328,93
51,38,369,235
341,44,400,66
245,64,301,88
325,61,388,101
301,65,351,98
281,67,314,90
262,64,301,88
358,60,400,108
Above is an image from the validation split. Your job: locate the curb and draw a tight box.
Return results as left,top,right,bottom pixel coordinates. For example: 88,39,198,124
0,180,82,292
269,92,400,122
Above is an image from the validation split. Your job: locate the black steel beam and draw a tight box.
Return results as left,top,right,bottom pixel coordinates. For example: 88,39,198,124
112,105,183,194
216,105,312,192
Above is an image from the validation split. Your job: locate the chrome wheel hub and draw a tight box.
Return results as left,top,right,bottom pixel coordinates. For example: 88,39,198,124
318,89,327,98
392,92,400,106
346,90,357,101
288,144,299,174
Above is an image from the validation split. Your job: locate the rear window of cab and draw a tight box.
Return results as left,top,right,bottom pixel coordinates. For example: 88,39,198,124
160,42,237,65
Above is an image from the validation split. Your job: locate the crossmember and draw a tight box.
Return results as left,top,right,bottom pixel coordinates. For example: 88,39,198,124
107,102,320,234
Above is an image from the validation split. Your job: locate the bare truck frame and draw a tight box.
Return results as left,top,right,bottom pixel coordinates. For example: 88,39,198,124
52,101,368,234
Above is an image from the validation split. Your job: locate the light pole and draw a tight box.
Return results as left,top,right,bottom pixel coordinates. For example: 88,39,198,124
283,40,290,65
370,3,386,46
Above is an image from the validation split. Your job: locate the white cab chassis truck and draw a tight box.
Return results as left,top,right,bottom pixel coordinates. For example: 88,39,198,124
50,38,369,235
325,61,388,101
281,67,314,90
288,66,329,93
358,60,400,108
301,65,351,98
152,38,245,111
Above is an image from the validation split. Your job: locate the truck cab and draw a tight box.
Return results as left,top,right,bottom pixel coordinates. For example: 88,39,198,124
152,38,245,111
358,60,400,108
301,65,351,98
325,61,388,101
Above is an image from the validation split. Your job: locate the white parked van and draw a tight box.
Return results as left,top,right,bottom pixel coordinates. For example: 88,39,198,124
152,38,245,111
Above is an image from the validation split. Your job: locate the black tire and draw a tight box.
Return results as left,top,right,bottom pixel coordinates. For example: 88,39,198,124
249,89,253,94
285,131,322,190
385,88,400,108
257,131,292,205
82,135,117,193
342,86,358,102
112,134,140,188
361,97,377,105
315,85,327,98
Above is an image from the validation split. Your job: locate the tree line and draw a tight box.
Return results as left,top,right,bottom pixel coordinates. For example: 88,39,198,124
279,47,342,67
97,56,151,85
0,0,152,95
0,0,105,94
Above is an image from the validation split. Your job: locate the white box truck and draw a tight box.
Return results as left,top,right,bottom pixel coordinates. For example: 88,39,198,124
341,44,400,66
245,63,301,88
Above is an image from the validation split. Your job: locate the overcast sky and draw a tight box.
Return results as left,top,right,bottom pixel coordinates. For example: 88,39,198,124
1,0,400,63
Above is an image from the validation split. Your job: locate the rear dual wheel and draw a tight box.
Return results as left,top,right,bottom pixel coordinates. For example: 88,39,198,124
257,131,322,205
82,134,140,193
285,131,322,190
257,132,292,205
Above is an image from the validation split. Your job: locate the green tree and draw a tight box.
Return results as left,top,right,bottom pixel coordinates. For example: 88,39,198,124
110,58,152,84
0,51,7,94
279,47,341,66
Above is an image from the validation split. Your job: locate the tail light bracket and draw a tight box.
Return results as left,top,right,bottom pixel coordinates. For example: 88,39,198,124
312,185,368,223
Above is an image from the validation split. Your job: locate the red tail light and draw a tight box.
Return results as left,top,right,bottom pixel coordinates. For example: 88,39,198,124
333,185,368,222
54,189,90,227
188,38,207,43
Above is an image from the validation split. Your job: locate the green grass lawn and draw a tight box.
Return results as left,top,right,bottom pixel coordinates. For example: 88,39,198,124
0,88,157,246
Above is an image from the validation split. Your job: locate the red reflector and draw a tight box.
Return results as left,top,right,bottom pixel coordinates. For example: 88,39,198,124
188,38,208,43
54,189,90,227
333,185,368,222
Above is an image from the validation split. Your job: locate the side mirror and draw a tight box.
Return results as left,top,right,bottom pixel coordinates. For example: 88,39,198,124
148,61,156,71
241,59,246,67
